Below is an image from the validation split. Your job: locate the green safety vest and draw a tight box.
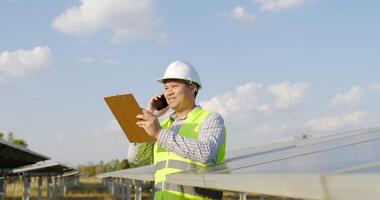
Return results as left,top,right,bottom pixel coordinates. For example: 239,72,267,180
153,107,226,200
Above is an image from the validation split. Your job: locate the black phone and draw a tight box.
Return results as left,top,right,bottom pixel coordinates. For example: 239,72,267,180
155,94,168,110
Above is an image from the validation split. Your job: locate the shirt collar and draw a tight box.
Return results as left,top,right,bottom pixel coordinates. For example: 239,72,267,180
169,105,201,121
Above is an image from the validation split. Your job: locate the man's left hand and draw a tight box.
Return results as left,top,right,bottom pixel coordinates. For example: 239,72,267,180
136,109,161,139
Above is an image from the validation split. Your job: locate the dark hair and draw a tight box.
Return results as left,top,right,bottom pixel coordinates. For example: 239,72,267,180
185,81,199,98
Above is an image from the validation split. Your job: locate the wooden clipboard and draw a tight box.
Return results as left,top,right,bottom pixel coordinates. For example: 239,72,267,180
104,93,156,143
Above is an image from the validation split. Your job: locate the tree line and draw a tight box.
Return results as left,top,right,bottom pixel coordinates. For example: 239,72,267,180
0,131,28,147
77,159,131,177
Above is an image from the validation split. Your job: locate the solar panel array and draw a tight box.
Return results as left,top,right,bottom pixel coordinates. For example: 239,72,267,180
97,126,380,200
0,139,78,200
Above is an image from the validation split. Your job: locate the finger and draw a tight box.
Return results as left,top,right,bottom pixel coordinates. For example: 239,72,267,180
136,121,144,127
151,94,161,102
153,95,160,100
136,114,146,120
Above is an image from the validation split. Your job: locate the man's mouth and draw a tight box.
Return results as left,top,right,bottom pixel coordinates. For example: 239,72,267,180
167,97,176,103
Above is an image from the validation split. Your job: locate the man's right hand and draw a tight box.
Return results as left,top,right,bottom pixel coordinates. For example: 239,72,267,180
146,94,169,117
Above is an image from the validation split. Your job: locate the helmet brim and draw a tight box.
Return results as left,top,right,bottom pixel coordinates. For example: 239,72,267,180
157,78,202,89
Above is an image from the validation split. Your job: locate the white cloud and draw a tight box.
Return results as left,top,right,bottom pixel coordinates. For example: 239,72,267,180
52,0,166,43
200,82,309,117
102,58,120,64
305,111,371,132
267,82,310,109
255,0,305,12
330,86,362,108
77,57,95,64
367,83,380,92
200,82,264,117
200,81,310,149
0,46,51,76
77,57,120,65
223,6,255,24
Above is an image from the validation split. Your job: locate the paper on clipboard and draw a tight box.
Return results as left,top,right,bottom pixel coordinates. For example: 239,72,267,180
104,93,156,143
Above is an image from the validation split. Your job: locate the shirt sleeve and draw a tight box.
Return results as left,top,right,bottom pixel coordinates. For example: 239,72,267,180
127,142,154,166
156,112,225,164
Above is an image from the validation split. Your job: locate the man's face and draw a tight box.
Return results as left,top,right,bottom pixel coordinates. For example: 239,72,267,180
163,79,195,111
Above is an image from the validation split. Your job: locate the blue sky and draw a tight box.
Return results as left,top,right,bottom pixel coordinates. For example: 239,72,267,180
1,0,379,166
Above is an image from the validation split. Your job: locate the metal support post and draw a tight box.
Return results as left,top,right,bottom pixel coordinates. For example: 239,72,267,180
63,178,67,196
47,176,52,200
126,179,132,200
135,180,142,200
53,176,57,200
13,176,18,197
120,179,126,200
150,181,155,200
37,176,43,200
23,176,31,200
111,178,115,195
239,192,247,200
117,178,122,197
59,176,64,197
0,176,5,200
74,176,78,186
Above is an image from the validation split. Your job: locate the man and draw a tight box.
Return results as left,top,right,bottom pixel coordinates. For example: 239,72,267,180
128,60,226,199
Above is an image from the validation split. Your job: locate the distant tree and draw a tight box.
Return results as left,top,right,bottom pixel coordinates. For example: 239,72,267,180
77,159,131,177
4,132,28,147
120,159,130,169
12,139,28,148
95,162,105,175
0,132,4,139
78,162,97,177
7,132,15,143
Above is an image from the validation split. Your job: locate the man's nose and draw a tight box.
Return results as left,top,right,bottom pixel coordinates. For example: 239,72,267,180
165,89,174,97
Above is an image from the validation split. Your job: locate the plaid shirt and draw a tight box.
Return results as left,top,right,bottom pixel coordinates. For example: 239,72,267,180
128,106,226,165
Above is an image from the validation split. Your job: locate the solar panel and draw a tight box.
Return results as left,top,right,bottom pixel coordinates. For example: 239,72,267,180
13,162,74,176
0,139,49,169
96,127,380,199
97,165,154,181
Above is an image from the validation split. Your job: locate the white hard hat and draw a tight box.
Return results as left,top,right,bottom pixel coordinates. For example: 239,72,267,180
157,60,202,89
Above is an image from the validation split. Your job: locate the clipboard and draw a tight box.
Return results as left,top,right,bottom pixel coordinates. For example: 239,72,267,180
104,93,156,143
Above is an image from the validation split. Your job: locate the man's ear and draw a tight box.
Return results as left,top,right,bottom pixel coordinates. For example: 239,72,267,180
190,83,197,93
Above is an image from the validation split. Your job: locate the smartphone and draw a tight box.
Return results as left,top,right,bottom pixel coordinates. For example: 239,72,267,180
155,94,168,110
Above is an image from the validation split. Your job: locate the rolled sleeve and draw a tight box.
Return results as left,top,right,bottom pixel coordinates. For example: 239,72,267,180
127,142,154,166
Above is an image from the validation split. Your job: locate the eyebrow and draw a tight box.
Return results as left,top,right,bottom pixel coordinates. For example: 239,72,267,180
165,82,178,86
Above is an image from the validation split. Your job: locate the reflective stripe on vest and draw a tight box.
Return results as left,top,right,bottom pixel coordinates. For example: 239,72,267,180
154,182,223,200
153,107,226,200
155,160,199,171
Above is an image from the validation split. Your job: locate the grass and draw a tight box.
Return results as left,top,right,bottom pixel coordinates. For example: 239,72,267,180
4,176,301,200
5,176,117,200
